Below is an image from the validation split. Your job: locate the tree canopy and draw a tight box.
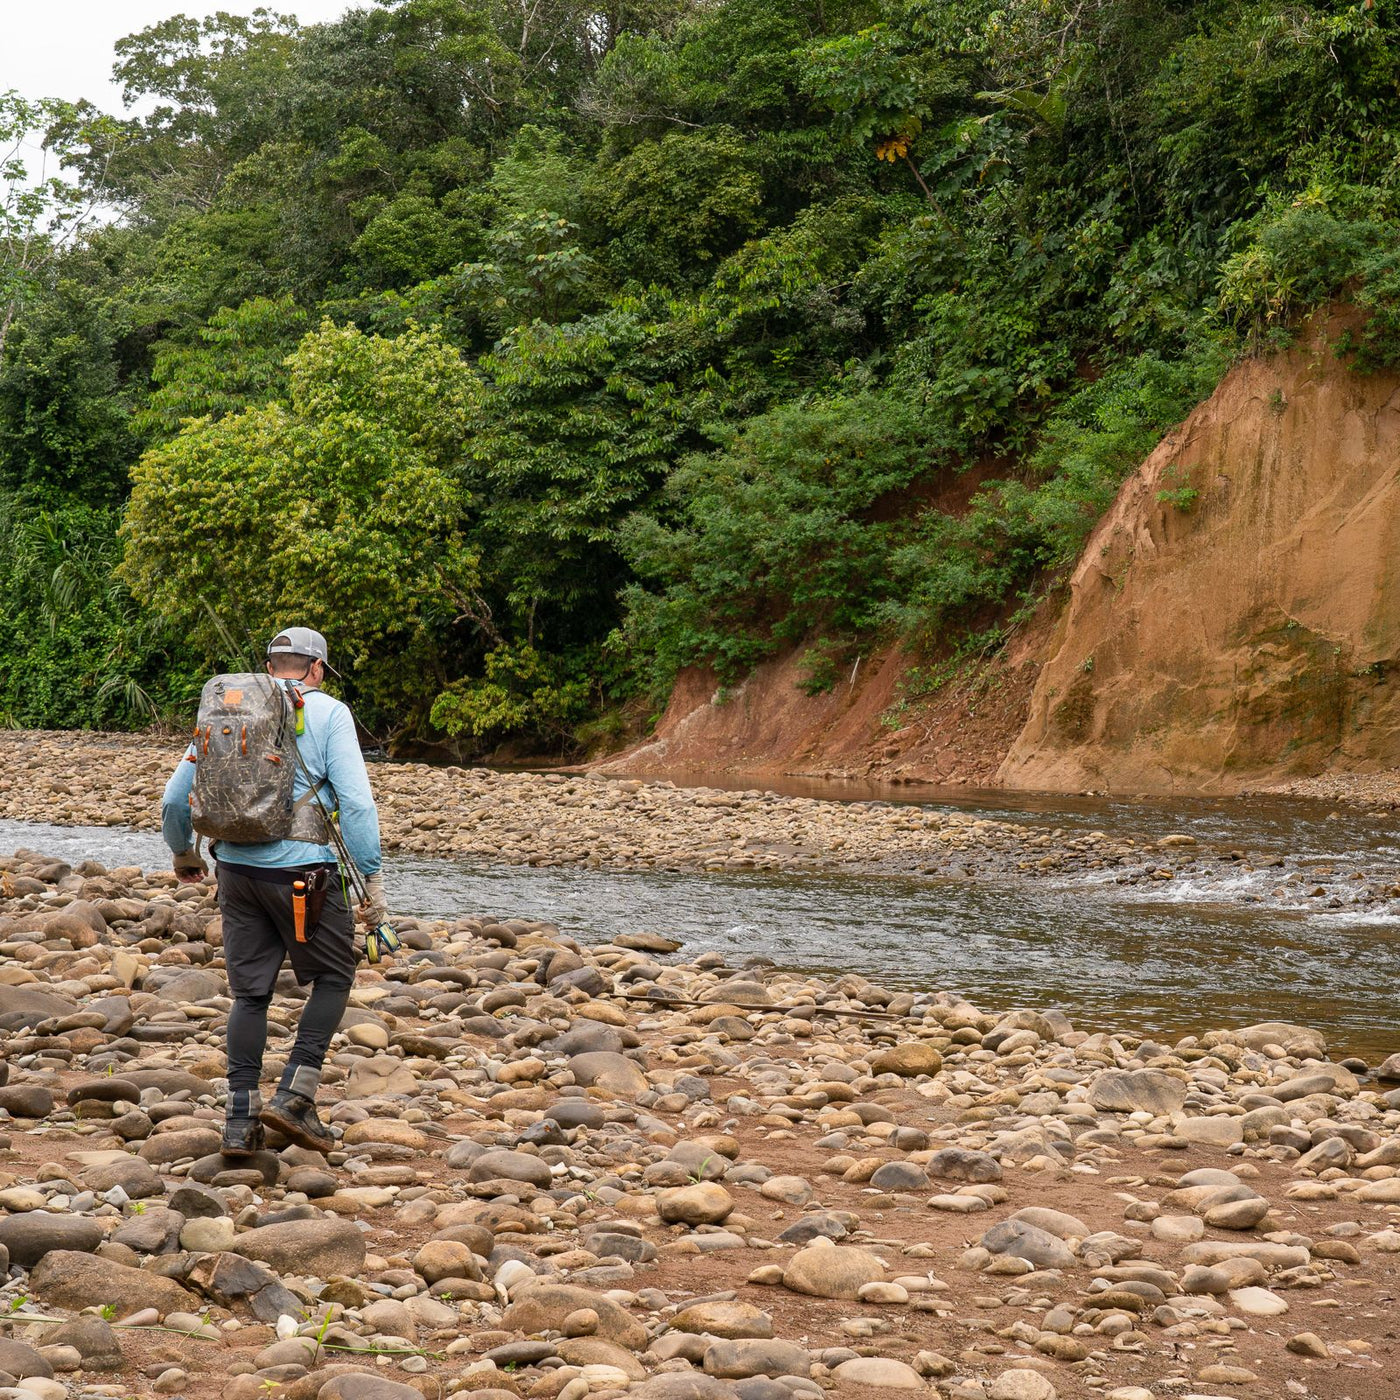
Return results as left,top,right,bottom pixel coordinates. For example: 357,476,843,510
3,0,1400,746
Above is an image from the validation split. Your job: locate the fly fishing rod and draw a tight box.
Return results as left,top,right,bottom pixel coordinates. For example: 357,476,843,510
287,736,401,965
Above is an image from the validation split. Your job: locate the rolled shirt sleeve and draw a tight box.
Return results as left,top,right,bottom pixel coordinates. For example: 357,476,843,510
161,744,198,854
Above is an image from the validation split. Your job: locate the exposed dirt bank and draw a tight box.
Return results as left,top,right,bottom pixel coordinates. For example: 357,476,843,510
605,311,1400,800
596,634,1045,790
0,840,1397,1400
1001,312,1400,793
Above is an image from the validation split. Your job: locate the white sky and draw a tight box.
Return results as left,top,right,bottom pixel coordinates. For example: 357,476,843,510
3,1,360,112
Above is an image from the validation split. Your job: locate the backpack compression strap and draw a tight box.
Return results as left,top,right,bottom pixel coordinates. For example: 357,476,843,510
292,778,328,813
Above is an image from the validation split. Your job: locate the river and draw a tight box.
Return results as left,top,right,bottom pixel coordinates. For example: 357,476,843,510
3,783,1397,1062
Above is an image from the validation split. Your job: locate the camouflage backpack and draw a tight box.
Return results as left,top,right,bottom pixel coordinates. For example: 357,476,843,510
188,674,329,845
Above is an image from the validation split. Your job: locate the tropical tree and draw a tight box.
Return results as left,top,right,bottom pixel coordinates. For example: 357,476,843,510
120,320,480,731
1,92,116,359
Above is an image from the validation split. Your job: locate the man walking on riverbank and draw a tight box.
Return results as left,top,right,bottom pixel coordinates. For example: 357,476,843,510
161,627,386,1157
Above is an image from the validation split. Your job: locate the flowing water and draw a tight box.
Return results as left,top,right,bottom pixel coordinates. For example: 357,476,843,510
3,784,1398,1061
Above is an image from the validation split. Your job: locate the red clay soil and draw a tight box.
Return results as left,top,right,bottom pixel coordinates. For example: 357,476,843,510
997,308,1400,795
595,611,1054,790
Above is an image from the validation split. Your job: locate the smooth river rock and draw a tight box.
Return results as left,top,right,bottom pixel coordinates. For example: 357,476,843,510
781,1244,886,1299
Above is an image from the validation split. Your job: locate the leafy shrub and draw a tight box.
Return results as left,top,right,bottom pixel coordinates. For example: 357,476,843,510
0,282,137,506
1351,242,1400,368
0,496,199,728
590,127,765,288
881,334,1235,639
1218,186,1400,365
119,320,479,731
797,637,847,695
429,643,591,745
138,295,309,441
1218,194,1371,345
618,391,943,685
894,295,1075,451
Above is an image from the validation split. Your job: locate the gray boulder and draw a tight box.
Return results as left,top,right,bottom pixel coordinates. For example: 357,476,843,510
1088,1069,1186,1115
980,1218,1076,1270
0,1212,102,1267
230,1218,367,1277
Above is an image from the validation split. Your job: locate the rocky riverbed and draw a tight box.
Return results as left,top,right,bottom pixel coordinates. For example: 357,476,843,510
0,844,1396,1400
1265,769,1400,809
4,733,1400,915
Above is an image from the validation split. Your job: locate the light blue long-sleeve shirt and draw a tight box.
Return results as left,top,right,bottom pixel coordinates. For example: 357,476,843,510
162,681,381,875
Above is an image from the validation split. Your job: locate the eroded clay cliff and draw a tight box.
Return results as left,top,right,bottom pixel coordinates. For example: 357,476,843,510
597,608,1045,787
1000,314,1400,793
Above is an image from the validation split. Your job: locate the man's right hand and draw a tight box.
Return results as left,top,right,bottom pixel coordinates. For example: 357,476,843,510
358,872,388,928
173,849,207,884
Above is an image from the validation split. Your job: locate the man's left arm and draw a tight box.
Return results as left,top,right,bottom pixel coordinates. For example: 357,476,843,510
162,746,206,882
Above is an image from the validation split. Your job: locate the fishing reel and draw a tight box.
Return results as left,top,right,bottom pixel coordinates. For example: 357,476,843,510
364,922,401,965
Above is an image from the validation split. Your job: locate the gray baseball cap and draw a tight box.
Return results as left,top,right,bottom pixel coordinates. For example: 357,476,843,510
267,626,340,676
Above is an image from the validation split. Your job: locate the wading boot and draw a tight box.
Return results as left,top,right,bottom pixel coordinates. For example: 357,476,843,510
260,1091,334,1154
221,1117,265,1158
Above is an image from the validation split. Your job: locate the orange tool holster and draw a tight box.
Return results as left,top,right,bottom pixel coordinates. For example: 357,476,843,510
292,880,308,943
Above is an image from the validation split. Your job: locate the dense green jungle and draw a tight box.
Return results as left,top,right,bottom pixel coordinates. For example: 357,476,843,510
3,0,1400,754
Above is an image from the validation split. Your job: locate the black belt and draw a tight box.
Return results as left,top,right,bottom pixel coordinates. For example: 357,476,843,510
217,860,336,887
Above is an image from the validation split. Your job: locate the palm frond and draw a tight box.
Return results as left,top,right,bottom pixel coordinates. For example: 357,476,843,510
94,673,160,723
198,596,255,670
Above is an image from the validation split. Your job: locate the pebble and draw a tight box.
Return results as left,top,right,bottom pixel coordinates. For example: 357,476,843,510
671,1301,772,1338
0,1214,102,1266
869,1044,943,1077
1152,1214,1205,1243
